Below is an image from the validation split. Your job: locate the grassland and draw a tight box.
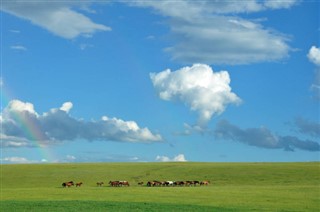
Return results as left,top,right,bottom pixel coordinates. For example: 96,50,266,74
0,162,319,211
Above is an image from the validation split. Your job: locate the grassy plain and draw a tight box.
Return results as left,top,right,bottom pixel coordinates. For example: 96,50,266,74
0,162,319,211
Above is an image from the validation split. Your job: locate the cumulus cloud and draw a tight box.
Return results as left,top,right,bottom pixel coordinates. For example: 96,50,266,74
129,0,293,64
308,46,320,66
155,154,187,162
1,1,110,39
214,120,320,152
0,100,162,148
150,64,241,126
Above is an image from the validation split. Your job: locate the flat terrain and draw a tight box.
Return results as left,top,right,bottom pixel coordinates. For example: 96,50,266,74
0,162,319,211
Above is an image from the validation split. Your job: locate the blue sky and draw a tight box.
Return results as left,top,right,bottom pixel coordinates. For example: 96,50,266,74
1,0,319,163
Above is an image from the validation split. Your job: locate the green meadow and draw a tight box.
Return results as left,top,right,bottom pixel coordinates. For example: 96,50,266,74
0,162,319,211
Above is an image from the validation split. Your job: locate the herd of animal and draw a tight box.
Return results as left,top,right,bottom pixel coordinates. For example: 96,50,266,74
61,180,210,188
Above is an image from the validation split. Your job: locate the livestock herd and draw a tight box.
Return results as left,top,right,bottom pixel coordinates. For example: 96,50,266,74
61,180,210,188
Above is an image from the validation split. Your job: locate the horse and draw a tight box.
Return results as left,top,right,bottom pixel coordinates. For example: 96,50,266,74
200,180,210,186
193,180,200,186
109,181,120,187
153,181,162,186
76,182,83,187
96,182,104,187
165,181,174,186
174,181,185,186
185,181,194,186
138,182,144,186
62,181,74,188
119,181,130,186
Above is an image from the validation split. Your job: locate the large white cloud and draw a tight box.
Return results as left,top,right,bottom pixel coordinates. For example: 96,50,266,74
150,64,241,126
1,1,110,39
0,100,162,147
129,0,295,64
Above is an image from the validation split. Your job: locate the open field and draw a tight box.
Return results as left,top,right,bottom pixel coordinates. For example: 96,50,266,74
1,162,319,211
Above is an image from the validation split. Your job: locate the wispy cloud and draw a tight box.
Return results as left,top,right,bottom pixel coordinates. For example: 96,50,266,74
0,99,162,148
1,1,110,39
150,64,241,126
10,45,27,51
214,120,320,152
129,0,295,64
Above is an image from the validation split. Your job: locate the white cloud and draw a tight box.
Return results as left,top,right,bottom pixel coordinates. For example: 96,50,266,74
60,102,73,113
156,154,187,162
66,155,76,161
1,157,33,163
1,100,162,147
128,0,294,65
5,99,38,116
150,64,241,126
308,46,320,67
1,1,110,39
10,45,27,51
264,0,299,9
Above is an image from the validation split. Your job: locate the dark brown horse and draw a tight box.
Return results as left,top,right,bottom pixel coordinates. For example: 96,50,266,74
62,181,74,188
174,181,185,186
109,181,120,187
76,182,83,187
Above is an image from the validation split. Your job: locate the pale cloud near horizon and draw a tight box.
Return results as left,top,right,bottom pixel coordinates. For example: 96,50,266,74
0,156,36,164
150,64,241,126
155,154,187,162
0,100,162,147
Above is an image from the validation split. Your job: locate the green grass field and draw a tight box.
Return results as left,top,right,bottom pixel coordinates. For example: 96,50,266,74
1,162,319,211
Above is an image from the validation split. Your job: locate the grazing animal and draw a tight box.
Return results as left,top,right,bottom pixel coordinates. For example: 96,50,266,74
165,181,174,186
96,182,104,187
193,180,200,186
153,181,162,186
174,181,185,186
138,182,144,186
62,181,74,188
200,180,210,186
185,181,194,186
119,181,130,186
76,182,83,187
109,181,120,187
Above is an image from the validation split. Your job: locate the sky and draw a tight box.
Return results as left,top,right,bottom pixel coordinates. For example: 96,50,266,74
0,0,319,164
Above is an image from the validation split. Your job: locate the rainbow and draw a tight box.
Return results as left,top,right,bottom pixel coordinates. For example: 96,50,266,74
1,82,55,163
